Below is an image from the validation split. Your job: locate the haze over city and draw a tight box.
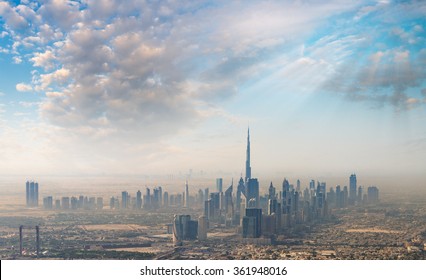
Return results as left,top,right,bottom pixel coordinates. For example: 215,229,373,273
0,0,425,190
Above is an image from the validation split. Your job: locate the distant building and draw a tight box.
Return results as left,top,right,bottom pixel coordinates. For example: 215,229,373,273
242,208,262,238
43,196,53,209
136,190,142,209
245,127,251,181
246,178,259,208
172,214,198,246
61,197,70,210
184,181,189,208
121,191,129,209
198,215,208,241
26,181,39,207
224,182,234,222
216,178,223,193
367,186,379,204
349,174,357,205
163,191,169,207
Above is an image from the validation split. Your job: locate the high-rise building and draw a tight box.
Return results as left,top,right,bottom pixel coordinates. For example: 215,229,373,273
43,196,53,209
172,215,198,246
236,177,245,217
216,178,223,193
268,182,276,199
136,190,142,209
246,178,259,208
197,189,204,207
163,191,169,207
34,182,39,207
224,181,234,223
121,191,129,209
198,215,208,241
242,208,262,238
349,174,357,205
61,197,70,210
26,181,39,207
153,187,161,209
144,188,151,209
26,181,30,206
245,127,251,182
184,181,189,208
367,186,379,204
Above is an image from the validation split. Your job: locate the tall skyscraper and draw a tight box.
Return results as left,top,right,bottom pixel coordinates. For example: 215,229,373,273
26,181,39,207
246,178,259,208
216,178,223,193
172,215,198,246
245,127,251,182
268,182,276,199
26,181,30,206
242,208,262,238
184,180,189,208
121,191,129,209
224,181,234,218
198,215,208,241
349,174,357,205
136,190,142,209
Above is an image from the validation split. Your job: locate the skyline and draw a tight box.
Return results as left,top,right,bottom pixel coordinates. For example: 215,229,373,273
0,1,426,189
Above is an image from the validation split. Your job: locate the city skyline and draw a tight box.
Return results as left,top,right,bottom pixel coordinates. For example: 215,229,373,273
0,1,425,189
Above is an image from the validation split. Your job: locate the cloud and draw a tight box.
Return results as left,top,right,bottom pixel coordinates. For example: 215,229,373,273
2,0,365,141
31,50,56,70
37,67,70,90
16,83,33,92
317,1,426,111
2,0,426,175
0,1,28,30
12,56,22,64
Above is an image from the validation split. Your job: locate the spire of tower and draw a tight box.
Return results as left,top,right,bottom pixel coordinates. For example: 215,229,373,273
245,126,251,181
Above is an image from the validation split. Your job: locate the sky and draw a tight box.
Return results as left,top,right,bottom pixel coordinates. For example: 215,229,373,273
0,0,425,188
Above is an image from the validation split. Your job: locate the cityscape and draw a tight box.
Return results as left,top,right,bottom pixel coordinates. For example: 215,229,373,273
1,0,426,262
0,129,425,260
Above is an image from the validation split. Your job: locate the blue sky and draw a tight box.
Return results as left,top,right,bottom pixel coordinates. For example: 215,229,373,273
0,0,425,188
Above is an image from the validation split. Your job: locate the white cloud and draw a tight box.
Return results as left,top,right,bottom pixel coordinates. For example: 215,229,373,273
31,50,56,70
0,1,28,30
12,56,22,64
16,83,33,92
37,67,70,90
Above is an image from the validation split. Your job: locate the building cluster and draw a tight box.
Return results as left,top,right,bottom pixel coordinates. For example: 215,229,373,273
42,195,103,210
172,128,381,245
24,128,381,249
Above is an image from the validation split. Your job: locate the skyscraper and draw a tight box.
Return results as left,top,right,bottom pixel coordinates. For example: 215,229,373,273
26,181,39,207
26,181,30,206
121,191,129,209
242,208,262,238
349,174,357,205
184,180,189,208
224,181,234,219
136,190,142,209
216,178,223,193
198,215,208,241
172,215,198,246
245,127,251,182
246,178,259,208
